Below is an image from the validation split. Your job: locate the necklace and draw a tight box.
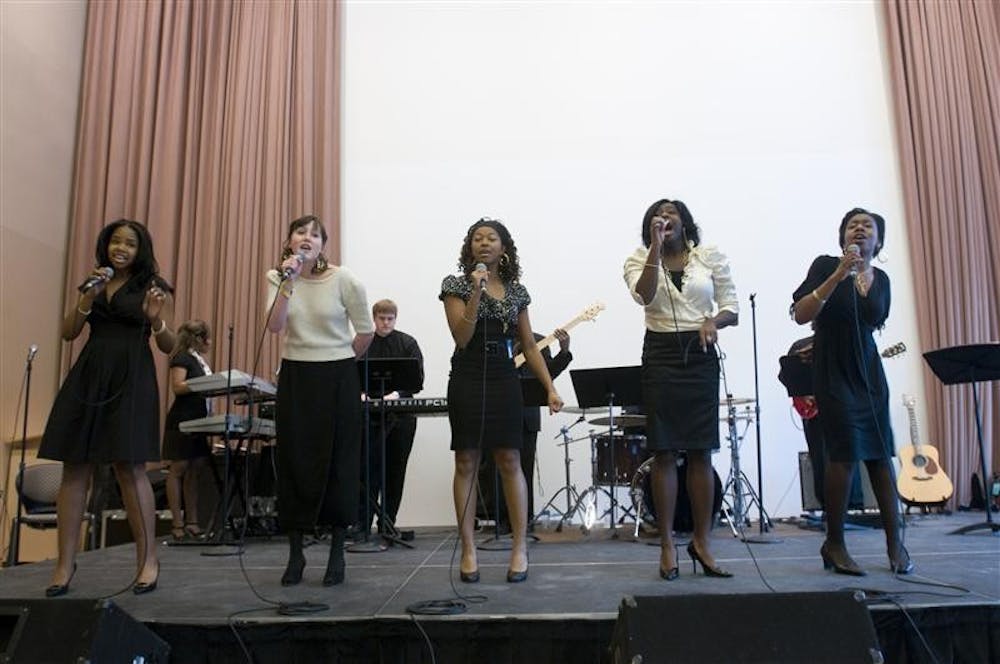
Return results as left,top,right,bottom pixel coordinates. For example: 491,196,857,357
855,268,872,296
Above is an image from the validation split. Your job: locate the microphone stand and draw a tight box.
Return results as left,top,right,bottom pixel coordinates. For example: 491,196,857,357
743,293,781,544
4,345,37,567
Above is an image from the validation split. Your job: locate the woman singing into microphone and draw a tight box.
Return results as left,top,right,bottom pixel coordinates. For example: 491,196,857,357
792,207,911,576
440,218,563,584
624,199,738,581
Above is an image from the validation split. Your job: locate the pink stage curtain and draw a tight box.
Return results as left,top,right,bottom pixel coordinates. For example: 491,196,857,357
62,0,340,417
883,0,999,507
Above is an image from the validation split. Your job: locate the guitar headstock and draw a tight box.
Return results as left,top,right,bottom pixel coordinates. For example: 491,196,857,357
581,301,606,322
881,342,906,359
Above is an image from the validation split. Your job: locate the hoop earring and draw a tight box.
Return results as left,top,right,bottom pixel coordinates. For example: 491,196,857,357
500,253,511,267
876,250,888,264
315,254,328,273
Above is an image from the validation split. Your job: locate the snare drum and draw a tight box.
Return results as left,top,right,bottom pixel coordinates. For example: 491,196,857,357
594,434,646,485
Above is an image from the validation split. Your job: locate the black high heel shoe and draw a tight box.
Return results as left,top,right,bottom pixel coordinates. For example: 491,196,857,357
507,551,529,583
820,541,866,577
45,563,77,598
889,545,914,575
459,569,480,583
687,542,733,578
133,563,159,595
659,544,679,581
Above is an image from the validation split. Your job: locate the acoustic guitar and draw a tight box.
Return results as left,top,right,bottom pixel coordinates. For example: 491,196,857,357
896,394,954,505
513,301,605,368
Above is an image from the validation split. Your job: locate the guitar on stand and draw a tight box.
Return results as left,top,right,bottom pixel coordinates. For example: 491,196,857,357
897,394,953,509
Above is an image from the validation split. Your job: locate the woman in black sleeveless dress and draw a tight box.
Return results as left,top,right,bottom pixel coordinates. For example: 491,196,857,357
40,220,174,596
162,320,213,541
440,219,563,583
792,207,911,576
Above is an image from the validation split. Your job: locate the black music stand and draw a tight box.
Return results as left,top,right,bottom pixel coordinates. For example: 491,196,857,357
477,377,549,551
567,366,643,537
923,343,1000,535
351,356,422,552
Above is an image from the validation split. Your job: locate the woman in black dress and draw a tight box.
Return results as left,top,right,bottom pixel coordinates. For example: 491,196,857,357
440,219,563,583
163,320,213,541
40,220,174,596
792,207,912,576
624,199,738,580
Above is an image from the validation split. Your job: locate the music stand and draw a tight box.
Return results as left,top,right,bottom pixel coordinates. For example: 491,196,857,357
351,357,422,552
923,343,1000,535
478,376,549,550
567,366,643,537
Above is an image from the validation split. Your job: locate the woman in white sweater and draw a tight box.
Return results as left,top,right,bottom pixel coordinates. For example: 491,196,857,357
266,215,374,586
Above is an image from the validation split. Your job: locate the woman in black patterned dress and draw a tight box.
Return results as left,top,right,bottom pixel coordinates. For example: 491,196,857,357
440,219,563,583
40,220,174,596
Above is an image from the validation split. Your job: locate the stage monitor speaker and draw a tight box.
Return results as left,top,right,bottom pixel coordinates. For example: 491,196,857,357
798,451,877,512
609,591,882,664
0,598,169,663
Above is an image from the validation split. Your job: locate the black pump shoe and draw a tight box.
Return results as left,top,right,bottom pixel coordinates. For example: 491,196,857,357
890,546,914,575
45,563,77,598
659,566,679,581
133,564,159,595
687,542,733,578
459,569,480,583
820,541,867,577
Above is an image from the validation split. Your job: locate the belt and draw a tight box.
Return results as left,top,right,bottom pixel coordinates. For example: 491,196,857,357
483,340,514,358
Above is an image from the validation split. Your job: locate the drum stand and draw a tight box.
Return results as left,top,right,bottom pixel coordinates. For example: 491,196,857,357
534,415,587,532
719,396,774,539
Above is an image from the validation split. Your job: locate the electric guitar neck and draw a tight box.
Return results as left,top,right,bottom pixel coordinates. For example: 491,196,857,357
513,301,605,369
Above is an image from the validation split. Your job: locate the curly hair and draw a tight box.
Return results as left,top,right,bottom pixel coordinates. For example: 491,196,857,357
169,319,211,360
95,219,172,293
640,199,701,249
838,207,885,257
279,215,330,274
457,218,521,283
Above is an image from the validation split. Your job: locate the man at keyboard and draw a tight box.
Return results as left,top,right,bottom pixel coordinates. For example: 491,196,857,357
358,299,424,535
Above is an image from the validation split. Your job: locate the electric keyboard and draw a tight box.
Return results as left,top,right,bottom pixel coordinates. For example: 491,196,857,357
367,397,448,416
185,370,277,398
179,414,276,437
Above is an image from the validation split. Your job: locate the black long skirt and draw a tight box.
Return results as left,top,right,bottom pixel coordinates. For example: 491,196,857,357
276,358,361,529
641,330,720,452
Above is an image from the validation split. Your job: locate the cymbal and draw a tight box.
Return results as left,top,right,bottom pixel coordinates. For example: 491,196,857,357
719,397,755,406
589,414,646,427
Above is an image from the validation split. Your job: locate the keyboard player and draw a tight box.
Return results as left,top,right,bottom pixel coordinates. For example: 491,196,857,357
357,299,425,535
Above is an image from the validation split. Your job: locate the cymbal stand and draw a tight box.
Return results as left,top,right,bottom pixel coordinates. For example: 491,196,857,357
534,415,587,532
719,395,772,538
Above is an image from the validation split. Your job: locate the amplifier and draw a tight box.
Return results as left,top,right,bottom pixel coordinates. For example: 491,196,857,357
100,509,174,548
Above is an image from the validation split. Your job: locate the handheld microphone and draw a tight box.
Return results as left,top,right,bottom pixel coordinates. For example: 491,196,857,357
77,267,114,294
475,262,487,290
281,250,306,281
846,244,860,276
26,344,38,363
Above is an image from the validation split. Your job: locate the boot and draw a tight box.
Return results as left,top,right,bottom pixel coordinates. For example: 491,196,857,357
323,526,346,586
281,530,305,586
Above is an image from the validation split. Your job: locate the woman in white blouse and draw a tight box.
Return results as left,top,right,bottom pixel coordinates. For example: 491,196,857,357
623,199,738,580
266,215,374,587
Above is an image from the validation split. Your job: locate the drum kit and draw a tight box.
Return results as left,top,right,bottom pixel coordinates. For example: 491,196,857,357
535,395,769,538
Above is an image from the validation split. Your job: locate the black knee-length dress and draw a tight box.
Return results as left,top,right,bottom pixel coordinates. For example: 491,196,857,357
162,352,211,461
439,275,531,451
792,255,894,462
40,277,167,464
